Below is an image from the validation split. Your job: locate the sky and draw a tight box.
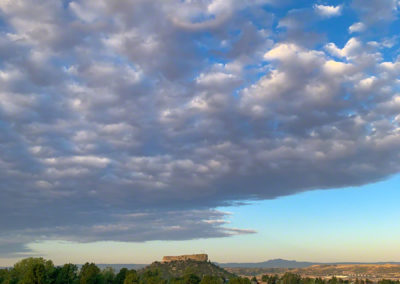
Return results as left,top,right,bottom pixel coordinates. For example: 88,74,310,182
0,0,400,266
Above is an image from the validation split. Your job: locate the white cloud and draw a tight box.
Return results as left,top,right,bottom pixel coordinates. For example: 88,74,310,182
356,76,377,91
44,156,111,168
349,22,366,33
325,38,363,59
314,4,342,17
323,60,353,75
196,72,237,86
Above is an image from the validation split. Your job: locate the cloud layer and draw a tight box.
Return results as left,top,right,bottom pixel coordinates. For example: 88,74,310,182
0,0,399,255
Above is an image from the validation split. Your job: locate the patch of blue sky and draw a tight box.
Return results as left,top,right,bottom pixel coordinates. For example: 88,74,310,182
264,0,313,19
313,11,357,47
378,40,400,62
218,173,400,245
0,17,9,32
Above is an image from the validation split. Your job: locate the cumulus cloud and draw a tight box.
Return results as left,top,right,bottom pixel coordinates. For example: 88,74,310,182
325,38,363,59
349,22,366,33
0,0,400,256
314,4,342,17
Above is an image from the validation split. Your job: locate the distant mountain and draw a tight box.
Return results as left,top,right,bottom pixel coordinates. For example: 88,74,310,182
218,259,318,268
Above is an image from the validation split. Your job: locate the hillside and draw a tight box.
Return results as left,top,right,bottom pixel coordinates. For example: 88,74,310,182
139,260,235,280
294,264,400,278
226,264,400,279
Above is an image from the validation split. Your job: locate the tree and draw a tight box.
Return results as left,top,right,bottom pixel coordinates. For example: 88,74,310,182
79,263,102,284
266,275,278,284
9,258,55,284
55,264,78,284
262,275,280,284
314,278,325,284
379,280,397,284
101,268,114,284
228,277,251,284
199,275,223,284
48,267,61,284
300,277,315,284
22,263,46,284
170,278,185,284
140,268,165,284
0,269,10,284
281,273,301,284
122,270,137,284
114,269,128,284
183,274,200,284
328,277,338,284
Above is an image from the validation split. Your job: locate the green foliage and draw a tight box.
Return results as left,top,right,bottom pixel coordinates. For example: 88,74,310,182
7,258,55,284
300,277,315,284
378,280,400,284
123,270,138,284
140,268,166,284
79,263,102,284
22,263,47,284
55,264,78,284
281,273,301,284
139,260,234,280
183,274,200,284
0,269,10,284
199,275,223,284
228,277,251,284
354,279,365,284
102,268,115,284
169,278,184,284
262,274,278,284
114,269,128,284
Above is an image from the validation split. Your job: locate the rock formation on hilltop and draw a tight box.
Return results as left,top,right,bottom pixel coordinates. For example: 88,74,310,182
162,254,208,263
140,256,235,280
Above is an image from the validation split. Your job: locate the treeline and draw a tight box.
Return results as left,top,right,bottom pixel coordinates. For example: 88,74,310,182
261,273,400,284
0,257,250,284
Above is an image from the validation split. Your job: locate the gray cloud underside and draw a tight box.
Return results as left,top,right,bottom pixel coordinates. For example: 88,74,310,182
0,0,399,255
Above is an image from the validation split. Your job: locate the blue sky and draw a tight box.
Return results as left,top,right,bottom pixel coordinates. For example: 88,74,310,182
0,0,400,266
